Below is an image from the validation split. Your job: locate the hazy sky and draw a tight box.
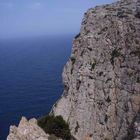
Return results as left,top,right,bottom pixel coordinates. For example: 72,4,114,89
0,0,115,39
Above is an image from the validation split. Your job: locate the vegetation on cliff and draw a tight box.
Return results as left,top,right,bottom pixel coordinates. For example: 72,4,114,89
38,115,71,140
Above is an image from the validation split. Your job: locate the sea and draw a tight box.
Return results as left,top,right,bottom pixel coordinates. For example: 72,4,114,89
0,35,73,140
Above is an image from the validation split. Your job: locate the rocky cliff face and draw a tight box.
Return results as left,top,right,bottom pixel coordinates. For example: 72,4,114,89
7,0,140,140
51,0,140,140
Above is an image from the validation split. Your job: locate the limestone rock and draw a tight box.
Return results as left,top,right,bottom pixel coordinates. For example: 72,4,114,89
51,0,140,140
7,0,140,140
7,117,49,140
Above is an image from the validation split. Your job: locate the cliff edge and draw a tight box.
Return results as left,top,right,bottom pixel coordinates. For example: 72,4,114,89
7,0,140,140
7,117,50,140
51,0,140,139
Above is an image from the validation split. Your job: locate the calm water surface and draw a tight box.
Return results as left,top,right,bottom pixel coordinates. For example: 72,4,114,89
0,35,72,140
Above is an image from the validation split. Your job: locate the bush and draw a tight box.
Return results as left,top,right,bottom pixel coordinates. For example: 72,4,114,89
38,115,71,140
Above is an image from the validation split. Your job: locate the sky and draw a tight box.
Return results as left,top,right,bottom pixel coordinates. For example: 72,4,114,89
0,0,115,39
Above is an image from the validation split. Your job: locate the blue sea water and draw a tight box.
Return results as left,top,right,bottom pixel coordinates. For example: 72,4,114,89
0,35,72,140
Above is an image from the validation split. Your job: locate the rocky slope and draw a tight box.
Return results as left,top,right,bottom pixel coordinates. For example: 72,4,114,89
7,0,140,140
7,117,50,140
51,0,140,140
7,117,63,140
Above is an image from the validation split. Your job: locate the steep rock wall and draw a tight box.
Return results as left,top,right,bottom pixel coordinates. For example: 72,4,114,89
51,0,140,140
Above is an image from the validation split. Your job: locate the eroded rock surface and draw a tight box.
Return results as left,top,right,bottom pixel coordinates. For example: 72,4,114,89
51,0,140,139
7,117,49,140
7,0,140,140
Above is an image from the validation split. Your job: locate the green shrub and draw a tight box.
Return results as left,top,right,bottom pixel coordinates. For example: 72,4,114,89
38,115,71,140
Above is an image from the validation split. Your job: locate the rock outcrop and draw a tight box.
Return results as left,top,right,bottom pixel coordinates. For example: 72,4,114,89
7,117,50,140
7,0,140,140
51,0,140,140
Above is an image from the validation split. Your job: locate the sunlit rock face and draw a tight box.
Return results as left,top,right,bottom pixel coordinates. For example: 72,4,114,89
51,0,140,139
7,117,50,140
7,117,64,140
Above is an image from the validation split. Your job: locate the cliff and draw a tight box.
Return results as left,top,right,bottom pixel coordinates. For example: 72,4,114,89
51,0,140,139
7,0,140,140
